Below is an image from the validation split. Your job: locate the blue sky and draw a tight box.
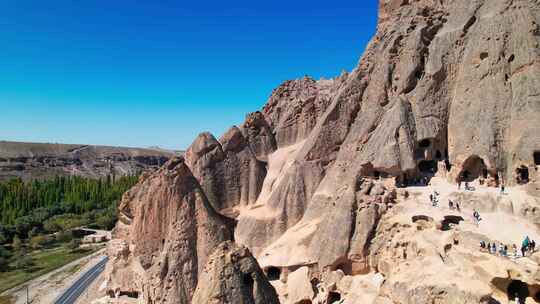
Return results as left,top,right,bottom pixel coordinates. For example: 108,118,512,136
0,1,378,150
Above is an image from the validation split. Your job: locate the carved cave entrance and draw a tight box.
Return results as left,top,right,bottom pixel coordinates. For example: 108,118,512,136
507,280,529,303
118,291,139,299
266,266,281,281
535,151,540,166
418,160,438,174
459,155,488,182
516,166,529,184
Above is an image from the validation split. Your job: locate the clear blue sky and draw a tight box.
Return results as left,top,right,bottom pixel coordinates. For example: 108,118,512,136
0,1,378,150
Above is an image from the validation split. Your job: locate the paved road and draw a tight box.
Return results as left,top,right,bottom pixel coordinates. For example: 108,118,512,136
54,256,108,304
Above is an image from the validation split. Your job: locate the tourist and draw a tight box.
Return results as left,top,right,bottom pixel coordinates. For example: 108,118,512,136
531,240,536,253
516,293,521,304
513,244,518,258
449,200,454,210
501,183,505,194
523,236,530,251
499,243,505,256
491,243,497,254
458,180,462,190
473,209,481,225
504,244,508,256
456,202,461,212
521,245,527,257
487,242,492,254
480,240,486,251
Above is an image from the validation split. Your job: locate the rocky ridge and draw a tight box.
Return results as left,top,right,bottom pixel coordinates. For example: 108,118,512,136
0,141,177,181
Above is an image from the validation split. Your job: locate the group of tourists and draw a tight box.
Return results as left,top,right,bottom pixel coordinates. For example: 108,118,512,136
479,236,536,259
429,191,464,212
480,240,511,256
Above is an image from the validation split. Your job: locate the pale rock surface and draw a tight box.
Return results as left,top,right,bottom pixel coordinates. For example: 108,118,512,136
285,267,314,304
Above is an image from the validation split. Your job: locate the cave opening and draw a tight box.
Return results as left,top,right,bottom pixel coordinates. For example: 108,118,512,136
332,260,352,275
419,139,431,148
266,266,281,281
327,291,341,304
435,150,442,159
418,160,437,174
118,291,139,299
516,166,530,184
534,151,540,166
507,280,529,302
459,155,487,182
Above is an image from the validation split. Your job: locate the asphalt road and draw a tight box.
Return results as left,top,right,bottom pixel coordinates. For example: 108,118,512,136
54,255,108,304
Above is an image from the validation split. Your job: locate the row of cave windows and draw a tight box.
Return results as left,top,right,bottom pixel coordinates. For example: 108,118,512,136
418,139,540,169
374,151,540,183
263,266,540,304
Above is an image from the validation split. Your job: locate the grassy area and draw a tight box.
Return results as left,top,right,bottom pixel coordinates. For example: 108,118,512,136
0,243,100,294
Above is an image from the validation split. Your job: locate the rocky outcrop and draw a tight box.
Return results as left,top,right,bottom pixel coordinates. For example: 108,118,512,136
104,157,234,303
184,130,267,212
191,241,280,304
262,76,344,148
0,141,176,181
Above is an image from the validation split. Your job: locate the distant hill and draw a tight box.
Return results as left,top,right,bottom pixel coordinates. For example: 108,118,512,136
0,140,180,181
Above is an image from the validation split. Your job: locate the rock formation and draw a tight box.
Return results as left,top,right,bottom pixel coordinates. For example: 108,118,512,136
103,0,540,303
103,157,235,303
192,241,280,304
0,141,176,181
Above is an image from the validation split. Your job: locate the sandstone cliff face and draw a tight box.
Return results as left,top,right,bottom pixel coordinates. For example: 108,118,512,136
0,141,175,181
105,0,540,303
184,130,267,213
104,157,234,303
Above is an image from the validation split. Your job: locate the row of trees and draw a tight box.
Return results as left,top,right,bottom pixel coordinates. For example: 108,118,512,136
0,175,138,244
